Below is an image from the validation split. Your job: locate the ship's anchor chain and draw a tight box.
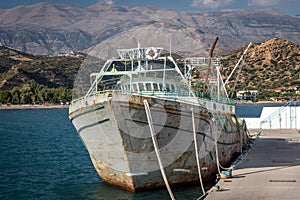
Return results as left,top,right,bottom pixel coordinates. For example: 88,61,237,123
143,99,175,200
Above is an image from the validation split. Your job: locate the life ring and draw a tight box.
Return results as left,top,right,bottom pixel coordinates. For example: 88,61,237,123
145,47,158,60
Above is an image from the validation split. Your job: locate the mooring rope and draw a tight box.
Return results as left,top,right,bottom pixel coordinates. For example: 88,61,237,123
213,118,234,172
191,108,206,195
212,119,222,176
197,118,225,200
211,117,248,174
143,100,175,200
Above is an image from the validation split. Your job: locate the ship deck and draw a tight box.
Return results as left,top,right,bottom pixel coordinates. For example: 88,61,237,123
205,129,300,200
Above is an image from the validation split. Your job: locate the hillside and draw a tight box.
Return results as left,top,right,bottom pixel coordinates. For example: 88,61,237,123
221,38,300,93
0,45,85,90
0,3,299,55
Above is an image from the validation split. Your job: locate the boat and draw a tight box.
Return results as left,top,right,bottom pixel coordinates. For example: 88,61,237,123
69,40,250,192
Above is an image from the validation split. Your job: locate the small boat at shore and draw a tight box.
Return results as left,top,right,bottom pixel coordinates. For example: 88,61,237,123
69,40,250,192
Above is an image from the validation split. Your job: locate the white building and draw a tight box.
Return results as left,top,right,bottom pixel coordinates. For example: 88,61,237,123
236,90,259,100
242,103,300,129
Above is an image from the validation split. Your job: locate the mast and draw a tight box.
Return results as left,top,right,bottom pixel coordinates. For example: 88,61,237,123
205,37,219,84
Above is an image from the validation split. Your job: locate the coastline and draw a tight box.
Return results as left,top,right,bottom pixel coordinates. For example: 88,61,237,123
236,100,299,107
2,100,296,110
0,104,69,110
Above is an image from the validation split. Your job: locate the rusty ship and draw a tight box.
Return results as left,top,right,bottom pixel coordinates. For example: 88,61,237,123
69,43,250,192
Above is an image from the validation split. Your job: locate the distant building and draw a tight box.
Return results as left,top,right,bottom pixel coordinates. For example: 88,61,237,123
287,86,298,91
270,85,299,93
236,90,259,100
271,87,285,93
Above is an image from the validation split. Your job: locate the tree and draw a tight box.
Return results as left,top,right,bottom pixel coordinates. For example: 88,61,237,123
11,86,20,104
0,90,12,103
3,80,73,105
19,83,33,104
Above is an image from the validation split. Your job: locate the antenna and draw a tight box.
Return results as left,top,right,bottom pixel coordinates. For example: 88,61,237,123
169,36,172,57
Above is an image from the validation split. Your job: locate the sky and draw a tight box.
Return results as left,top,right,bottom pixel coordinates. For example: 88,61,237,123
0,0,299,16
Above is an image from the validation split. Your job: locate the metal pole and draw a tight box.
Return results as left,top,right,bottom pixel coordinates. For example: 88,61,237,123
279,113,281,129
295,101,297,129
290,103,292,129
205,37,219,84
163,57,166,91
224,42,252,85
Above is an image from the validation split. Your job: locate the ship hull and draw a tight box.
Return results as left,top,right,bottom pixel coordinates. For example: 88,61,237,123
69,93,246,191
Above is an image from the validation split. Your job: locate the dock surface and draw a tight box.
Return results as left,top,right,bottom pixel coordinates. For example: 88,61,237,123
205,129,300,200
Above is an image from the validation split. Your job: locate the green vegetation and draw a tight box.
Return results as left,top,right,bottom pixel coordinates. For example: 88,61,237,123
0,46,86,90
221,38,300,101
0,80,72,104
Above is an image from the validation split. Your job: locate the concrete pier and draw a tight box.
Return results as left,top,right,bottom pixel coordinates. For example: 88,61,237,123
205,129,300,200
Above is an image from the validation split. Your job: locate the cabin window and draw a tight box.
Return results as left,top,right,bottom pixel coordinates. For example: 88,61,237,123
127,85,131,92
171,84,175,91
153,83,159,91
138,83,145,91
146,83,152,91
165,84,170,92
159,83,163,91
133,84,137,92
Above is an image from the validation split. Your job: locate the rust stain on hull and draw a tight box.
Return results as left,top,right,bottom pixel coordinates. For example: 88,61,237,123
91,155,136,191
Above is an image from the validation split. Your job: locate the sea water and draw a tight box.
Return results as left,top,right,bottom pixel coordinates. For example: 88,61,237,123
0,109,207,200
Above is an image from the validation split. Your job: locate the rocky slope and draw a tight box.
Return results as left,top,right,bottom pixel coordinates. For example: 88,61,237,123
0,45,85,90
221,38,300,92
0,2,299,55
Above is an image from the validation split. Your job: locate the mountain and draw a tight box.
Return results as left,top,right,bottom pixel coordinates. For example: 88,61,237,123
221,38,300,92
0,45,85,90
0,3,299,55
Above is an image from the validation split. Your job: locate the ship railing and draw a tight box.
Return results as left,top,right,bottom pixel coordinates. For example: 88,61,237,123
138,90,178,97
136,91,200,106
71,90,117,103
185,57,221,66
72,88,234,106
132,90,234,105
193,91,234,105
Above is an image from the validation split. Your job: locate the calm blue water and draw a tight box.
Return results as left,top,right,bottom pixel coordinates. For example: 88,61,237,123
0,109,207,200
235,104,263,118
235,103,292,118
